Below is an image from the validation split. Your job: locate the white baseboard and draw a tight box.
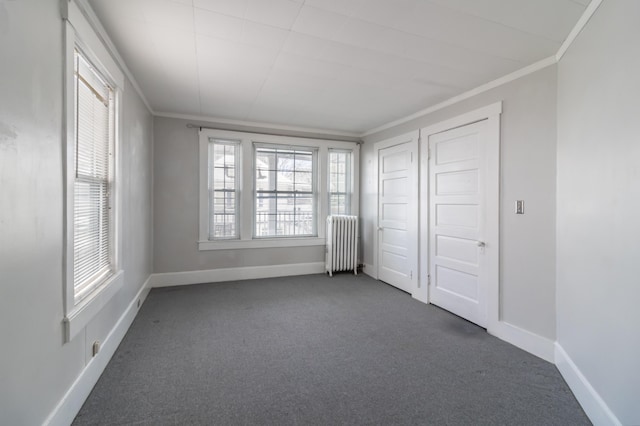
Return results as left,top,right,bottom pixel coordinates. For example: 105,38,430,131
150,262,326,288
363,263,377,280
364,264,553,363
488,321,555,363
44,276,152,426
555,343,621,426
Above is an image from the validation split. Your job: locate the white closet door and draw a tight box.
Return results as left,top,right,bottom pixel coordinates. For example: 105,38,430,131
429,120,489,327
377,136,418,294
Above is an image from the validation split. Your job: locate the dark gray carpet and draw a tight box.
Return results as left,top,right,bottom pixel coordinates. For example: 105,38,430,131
74,273,590,425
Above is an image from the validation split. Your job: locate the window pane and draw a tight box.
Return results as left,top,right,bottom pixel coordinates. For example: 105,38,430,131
256,151,275,170
256,171,273,191
276,170,292,191
277,151,295,172
212,144,225,165
213,166,225,184
224,145,235,166
224,169,235,190
208,139,239,239
294,171,312,192
330,194,347,215
295,153,313,172
212,214,236,239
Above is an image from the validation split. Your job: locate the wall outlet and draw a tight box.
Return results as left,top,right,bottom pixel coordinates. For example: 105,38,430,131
515,200,525,214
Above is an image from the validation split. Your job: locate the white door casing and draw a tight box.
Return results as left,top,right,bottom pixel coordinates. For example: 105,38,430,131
376,132,418,294
416,104,553,361
417,103,501,330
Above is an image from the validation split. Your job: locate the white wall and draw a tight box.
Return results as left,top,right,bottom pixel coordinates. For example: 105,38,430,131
556,0,640,424
362,65,558,341
0,1,153,424
153,116,357,274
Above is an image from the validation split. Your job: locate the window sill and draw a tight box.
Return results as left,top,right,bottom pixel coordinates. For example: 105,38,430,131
64,270,124,342
198,237,325,251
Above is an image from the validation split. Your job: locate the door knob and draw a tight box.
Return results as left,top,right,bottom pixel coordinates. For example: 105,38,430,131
477,241,486,247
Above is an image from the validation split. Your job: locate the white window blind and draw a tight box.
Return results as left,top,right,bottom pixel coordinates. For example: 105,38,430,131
328,149,352,215
73,49,115,302
254,144,317,237
208,139,239,239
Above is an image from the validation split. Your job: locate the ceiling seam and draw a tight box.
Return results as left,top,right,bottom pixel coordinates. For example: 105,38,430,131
317,5,538,66
361,0,604,138
86,0,601,138
243,1,306,122
192,2,526,74
421,0,579,44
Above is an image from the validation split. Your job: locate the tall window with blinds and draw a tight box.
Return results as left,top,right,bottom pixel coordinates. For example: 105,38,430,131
254,144,317,237
72,49,115,303
328,149,352,215
208,139,239,239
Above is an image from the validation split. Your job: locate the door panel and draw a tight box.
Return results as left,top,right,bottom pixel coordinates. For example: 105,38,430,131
378,137,418,294
436,204,478,228
429,121,488,327
435,265,478,300
436,170,478,195
436,235,478,264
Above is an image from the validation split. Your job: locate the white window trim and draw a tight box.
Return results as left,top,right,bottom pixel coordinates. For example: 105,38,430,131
207,138,241,240
62,0,125,342
198,129,359,251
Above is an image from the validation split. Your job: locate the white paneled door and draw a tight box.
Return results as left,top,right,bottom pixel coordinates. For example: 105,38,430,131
377,136,418,294
429,120,489,327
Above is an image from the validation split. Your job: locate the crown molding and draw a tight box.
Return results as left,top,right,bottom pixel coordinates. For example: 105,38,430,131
362,0,604,138
361,55,556,137
76,0,603,139
154,111,362,141
72,0,154,115
556,0,603,61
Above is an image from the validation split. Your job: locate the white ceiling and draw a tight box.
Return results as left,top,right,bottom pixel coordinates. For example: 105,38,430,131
88,0,589,135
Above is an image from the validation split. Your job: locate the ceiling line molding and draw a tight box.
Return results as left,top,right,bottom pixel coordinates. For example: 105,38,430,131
83,0,600,138
154,111,363,140
362,0,602,138
73,0,154,115
556,0,603,61
361,55,556,137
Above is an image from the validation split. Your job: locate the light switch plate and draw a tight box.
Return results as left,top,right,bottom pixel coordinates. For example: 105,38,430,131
515,200,525,214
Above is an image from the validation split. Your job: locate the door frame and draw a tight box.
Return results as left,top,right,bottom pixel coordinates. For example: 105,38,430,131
416,102,502,332
372,131,419,292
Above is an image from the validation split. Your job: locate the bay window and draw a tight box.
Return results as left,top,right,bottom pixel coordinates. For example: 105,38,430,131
198,129,359,250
